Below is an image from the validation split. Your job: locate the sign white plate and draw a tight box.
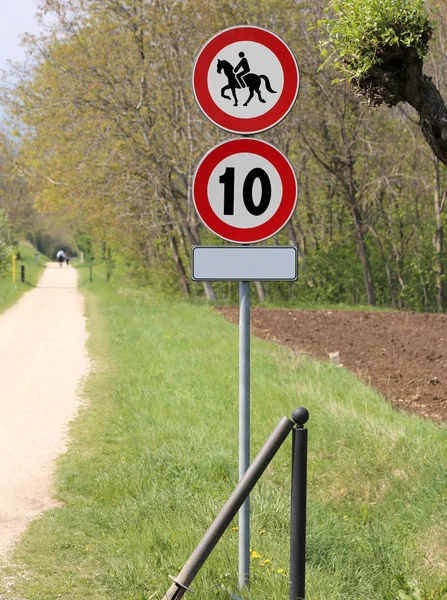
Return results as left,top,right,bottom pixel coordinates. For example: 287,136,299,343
192,246,298,281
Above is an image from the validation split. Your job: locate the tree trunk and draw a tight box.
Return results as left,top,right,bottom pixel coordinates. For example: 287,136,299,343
253,281,265,303
410,74,447,169
182,222,217,301
391,242,406,309
368,224,396,308
360,49,447,167
166,224,190,298
433,158,446,312
351,204,376,306
302,167,319,250
286,221,299,297
202,280,217,301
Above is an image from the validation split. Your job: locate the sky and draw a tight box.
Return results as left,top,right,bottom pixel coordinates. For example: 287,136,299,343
0,0,44,73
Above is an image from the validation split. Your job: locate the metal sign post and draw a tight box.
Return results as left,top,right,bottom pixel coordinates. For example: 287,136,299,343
238,280,250,588
191,24,300,591
192,247,297,589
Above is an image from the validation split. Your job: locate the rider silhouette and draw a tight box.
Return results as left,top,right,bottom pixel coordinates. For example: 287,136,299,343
234,52,250,88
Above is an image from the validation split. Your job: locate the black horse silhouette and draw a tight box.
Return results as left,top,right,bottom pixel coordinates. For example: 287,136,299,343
217,59,277,107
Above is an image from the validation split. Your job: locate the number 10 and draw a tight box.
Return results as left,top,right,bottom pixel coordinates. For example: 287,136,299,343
219,167,272,216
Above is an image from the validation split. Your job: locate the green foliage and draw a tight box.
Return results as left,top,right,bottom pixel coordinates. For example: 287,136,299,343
4,0,447,311
0,242,48,313
0,210,12,274
385,574,447,600
295,242,366,304
318,0,434,86
76,233,94,262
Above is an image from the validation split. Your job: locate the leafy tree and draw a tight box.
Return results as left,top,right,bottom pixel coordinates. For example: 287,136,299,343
4,0,312,300
0,134,35,243
3,0,447,309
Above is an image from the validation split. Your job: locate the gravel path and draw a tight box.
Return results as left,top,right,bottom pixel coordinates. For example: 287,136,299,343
0,263,89,558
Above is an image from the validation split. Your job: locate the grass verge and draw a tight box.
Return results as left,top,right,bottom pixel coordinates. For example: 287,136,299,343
0,243,48,314
1,264,447,600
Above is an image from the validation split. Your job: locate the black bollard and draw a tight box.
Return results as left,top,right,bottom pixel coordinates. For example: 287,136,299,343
289,407,309,600
20,265,25,283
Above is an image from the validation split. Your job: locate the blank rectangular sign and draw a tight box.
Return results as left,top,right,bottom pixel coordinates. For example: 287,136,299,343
192,246,298,281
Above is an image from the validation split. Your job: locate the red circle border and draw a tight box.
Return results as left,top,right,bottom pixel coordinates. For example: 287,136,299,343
193,138,297,244
192,26,299,134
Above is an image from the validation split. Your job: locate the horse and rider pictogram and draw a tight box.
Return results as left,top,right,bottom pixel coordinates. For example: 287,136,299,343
217,51,277,107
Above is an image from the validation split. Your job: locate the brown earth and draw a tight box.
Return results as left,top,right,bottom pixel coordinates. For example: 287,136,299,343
215,307,447,423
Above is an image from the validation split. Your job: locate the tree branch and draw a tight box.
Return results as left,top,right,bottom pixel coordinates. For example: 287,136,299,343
357,47,447,166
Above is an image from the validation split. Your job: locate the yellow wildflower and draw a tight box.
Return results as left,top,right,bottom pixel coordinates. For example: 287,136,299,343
260,559,271,567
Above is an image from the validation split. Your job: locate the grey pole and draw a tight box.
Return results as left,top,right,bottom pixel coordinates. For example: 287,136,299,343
162,416,295,600
239,280,250,589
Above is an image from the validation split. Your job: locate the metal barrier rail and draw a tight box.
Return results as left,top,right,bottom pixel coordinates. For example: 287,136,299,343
162,406,309,600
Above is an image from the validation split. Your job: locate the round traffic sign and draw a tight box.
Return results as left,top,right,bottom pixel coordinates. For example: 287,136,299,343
192,26,299,134
193,138,297,244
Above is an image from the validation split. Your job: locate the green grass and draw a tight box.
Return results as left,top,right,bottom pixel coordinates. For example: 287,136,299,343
254,299,396,311
212,297,397,312
0,243,49,313
2,263,447,600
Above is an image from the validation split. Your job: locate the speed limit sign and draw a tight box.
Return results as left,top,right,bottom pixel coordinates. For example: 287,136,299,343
193,137,297,244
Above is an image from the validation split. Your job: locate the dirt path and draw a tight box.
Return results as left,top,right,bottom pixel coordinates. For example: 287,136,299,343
216,306,447,423
0,263,89,558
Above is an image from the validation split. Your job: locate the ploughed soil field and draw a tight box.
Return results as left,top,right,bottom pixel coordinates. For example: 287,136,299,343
215,307,447,423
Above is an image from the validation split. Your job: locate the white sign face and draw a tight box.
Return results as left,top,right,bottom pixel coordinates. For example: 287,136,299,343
207,152,283,230
192,246,298,281
207,41,284,119
192,25,299,135
193,138,297,244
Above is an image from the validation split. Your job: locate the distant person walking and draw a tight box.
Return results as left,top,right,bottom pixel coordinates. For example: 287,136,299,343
65,253,71,266
56,250,66,267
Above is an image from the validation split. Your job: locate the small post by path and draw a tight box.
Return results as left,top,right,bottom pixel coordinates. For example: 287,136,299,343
90,265,93,283
21,265,25,283
289,407,309,600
